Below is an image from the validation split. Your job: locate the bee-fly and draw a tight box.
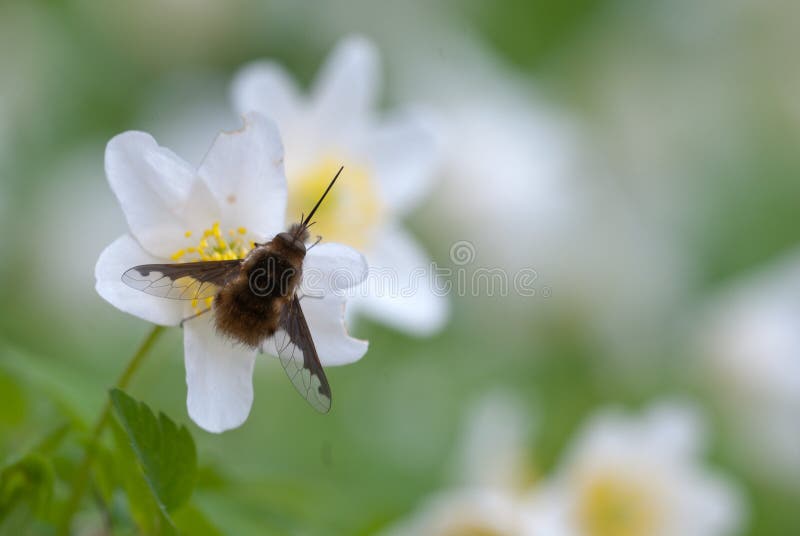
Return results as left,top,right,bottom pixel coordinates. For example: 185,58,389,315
121,167,347,413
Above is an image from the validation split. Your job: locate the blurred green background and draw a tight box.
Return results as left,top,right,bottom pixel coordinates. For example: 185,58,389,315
1,0,800,534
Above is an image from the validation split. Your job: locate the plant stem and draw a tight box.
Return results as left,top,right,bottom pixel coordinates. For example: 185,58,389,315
59,325,165,535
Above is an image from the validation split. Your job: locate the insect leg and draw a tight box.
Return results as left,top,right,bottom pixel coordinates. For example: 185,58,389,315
297,291,324,302
306,235,323,252
180,307,212,327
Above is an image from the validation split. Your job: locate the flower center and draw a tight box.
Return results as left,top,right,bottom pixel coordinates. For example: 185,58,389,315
171,222,251,262
287,156,384,249
170,221,252,310
578,474,662,536
440,525,506,536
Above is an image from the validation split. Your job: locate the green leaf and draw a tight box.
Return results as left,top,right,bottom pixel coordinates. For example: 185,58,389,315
110,389,197,514
172,503,223,536
109,421,176,536
0,455,54,533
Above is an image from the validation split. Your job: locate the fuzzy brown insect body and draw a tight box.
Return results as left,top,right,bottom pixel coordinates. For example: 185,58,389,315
214,224,309,347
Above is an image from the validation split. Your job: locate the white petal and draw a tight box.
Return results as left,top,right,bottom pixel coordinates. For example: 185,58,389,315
301,242,368,297
384,489,524,536
677,471,746,536
643,401,705,460
184,315,258,433
365,110,440,215
310,35,379,139
198,112,287,240
294,293,368,367
351,227,449,336
230,61,300,128
95,234,185,326
105,132,218,258
457,392,532,490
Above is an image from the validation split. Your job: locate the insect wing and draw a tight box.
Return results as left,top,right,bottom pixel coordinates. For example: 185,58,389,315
122,260,241,300
271,295,332,413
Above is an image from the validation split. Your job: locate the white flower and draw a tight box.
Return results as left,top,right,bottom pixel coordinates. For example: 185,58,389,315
382,393,541,536
699,249,800,485
386,488,536,536
402,41,583,272
529,401,744,536
396,32,689,360
231,35,447,336
94,112,368,433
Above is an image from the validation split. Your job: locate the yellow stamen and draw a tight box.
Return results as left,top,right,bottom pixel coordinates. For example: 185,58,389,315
184,230,192,238
169,222,255,311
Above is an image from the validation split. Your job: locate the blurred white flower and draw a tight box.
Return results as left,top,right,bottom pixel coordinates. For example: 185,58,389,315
386,489,537,536
231,35,447,336
94,113,367,433
393,30,689,363
699,250,800,485
529,401,744,536
392,33,582,272
383,392,541,536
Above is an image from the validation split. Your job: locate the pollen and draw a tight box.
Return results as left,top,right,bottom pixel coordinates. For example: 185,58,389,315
172,224,252,263
288,156,385,249
172,223,252,313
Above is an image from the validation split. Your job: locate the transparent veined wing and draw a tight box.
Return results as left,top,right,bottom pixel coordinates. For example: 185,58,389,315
267,295,332,413
122,260,241,300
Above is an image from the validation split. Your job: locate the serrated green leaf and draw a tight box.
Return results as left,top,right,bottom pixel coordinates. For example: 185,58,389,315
110,389,197,514
110,421,176,536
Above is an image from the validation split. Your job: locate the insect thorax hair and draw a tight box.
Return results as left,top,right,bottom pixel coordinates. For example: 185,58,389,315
214,245,303,347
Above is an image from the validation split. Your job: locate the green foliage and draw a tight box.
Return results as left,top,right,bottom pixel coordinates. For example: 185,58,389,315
467,0,610,70
0,455,54,533
172,503,224,536
108,422,177,535
110,389,197,515
0,371,26,430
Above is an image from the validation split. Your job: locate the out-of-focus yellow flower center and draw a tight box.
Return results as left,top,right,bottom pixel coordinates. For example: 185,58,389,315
441,525,505,536
170,222,252,311
287,157,384,249
578,474,661,536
